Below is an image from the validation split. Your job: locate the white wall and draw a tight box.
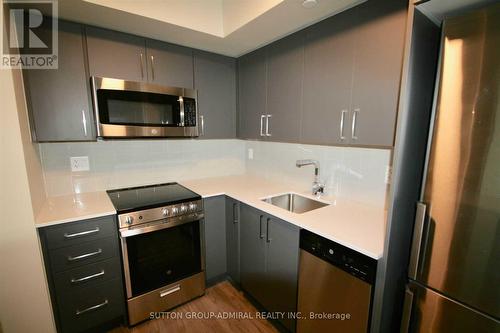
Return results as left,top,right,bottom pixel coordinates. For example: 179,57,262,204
0,66,55,333
39,139,391,208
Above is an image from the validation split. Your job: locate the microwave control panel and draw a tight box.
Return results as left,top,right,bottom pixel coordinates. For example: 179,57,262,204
183,98,197,127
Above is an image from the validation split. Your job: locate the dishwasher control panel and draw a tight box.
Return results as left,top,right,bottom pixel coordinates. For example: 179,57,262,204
300,229,377,284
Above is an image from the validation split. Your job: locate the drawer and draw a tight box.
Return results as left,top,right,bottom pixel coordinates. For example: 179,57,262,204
50,236,119,273
57,278,125,333
53,257,123,294
43,215,117,250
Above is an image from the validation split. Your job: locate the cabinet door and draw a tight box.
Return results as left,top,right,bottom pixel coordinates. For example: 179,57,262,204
301,10,356,145
146,39,193,88
24,20,94,141
265,217,300,332
240,205,267,304
350,0,407,146
225,197,240,283
203,196,227,283
238,48,267,140
85,26,147,82
194,51,236,139
266,33,304,143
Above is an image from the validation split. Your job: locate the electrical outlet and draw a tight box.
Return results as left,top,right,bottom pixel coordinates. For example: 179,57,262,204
248,148,254,160
70,156,90,172
384,165,392,184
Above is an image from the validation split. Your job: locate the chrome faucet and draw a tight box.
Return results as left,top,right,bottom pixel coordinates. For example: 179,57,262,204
296,159,325,196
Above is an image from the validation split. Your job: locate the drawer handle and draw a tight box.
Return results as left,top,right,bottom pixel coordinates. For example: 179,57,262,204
75,299,108,316
160,284,181,297
67,248,102,262
70,270,105,284
64,227,100,239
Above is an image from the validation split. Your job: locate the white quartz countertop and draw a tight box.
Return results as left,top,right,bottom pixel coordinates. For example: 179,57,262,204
35,191,116,228
34,175,386,259
180,175,386,259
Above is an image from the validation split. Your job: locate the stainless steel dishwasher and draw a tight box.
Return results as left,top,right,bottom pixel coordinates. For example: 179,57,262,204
297,230,377,333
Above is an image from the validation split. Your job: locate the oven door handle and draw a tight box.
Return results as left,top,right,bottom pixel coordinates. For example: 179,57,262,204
119,212,204,238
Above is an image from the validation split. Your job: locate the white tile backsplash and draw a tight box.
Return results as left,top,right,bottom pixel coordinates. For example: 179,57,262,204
39,139,391,207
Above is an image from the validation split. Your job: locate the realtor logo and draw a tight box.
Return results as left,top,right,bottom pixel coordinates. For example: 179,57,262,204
2,0,58,69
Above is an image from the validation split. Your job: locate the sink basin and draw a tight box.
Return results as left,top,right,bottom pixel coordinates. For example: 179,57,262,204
262,193,329,214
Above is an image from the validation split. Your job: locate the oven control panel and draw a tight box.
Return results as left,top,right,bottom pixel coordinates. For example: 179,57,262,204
118,199,203,228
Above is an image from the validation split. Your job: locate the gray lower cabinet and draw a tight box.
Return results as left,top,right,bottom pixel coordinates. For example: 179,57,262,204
225,197,240,283
23,19,95,142
146,39,194,88
39,215,125,333
238,48,267,140
240,204,300,332
194,51,237,139
85,26,147,82
203,196,227,283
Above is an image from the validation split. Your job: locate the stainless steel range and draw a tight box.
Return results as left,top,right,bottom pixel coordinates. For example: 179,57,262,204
107,183,205,325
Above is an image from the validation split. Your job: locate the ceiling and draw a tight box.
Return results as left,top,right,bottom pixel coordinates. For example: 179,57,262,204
417,0,498,24
55,0,365,57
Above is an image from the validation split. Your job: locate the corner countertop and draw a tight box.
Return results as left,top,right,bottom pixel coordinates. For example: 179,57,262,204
180,175,387,259
34,175,386,259
35,191,116,228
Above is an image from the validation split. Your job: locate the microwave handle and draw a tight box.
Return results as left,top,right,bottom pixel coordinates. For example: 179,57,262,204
199,115,205,136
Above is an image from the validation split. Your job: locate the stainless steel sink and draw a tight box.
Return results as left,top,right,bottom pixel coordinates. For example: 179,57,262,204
262,193,329,214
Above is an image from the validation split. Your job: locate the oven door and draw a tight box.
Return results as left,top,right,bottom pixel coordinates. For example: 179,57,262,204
91,77,198,138
120,215,204,299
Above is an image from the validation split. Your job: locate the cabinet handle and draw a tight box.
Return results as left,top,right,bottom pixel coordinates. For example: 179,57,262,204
64,227,100,239
260,115,265,137
199,115,205,136
266,115,272,137
150,55,155,81
340,109,347,140
71,270,105,284
140,53,144,79
259,215,265,239
233,203,238,224
266,218,271,243
160,284,181,297
76,299,108,316
351,108,359,140
81,110,88,137
67,248,102,262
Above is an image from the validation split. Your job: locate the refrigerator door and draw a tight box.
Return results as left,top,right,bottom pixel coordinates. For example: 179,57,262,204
404,282,500,333
414,3,500,319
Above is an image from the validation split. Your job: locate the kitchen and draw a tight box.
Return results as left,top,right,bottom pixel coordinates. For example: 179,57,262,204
1,0,499,333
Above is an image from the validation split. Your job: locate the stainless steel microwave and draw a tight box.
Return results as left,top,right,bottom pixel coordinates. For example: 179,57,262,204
91,77,198,138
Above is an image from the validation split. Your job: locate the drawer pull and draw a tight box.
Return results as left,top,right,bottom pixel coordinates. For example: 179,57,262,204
160,285,181,297
67,248,102,262
70,270,105,284
64,227,100,239
75,299,108,316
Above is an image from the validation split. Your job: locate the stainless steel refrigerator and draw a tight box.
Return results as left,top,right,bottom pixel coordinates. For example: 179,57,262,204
401,3,500,332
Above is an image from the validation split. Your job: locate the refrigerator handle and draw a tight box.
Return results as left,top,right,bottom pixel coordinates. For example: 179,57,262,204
408,202,427,279
400,286,414,333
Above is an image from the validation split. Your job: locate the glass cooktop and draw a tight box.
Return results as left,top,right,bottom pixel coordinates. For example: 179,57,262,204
106,182,201,214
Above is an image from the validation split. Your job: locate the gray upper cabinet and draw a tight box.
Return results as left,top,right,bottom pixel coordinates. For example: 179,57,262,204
225,197,240,283
266,33,304,143
85,26,147,82
238,48,267,140
146,39,193,88
349,0,407,146
203,196,227,283
194,51,237,139
24,20,94,142
301,11,357,145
